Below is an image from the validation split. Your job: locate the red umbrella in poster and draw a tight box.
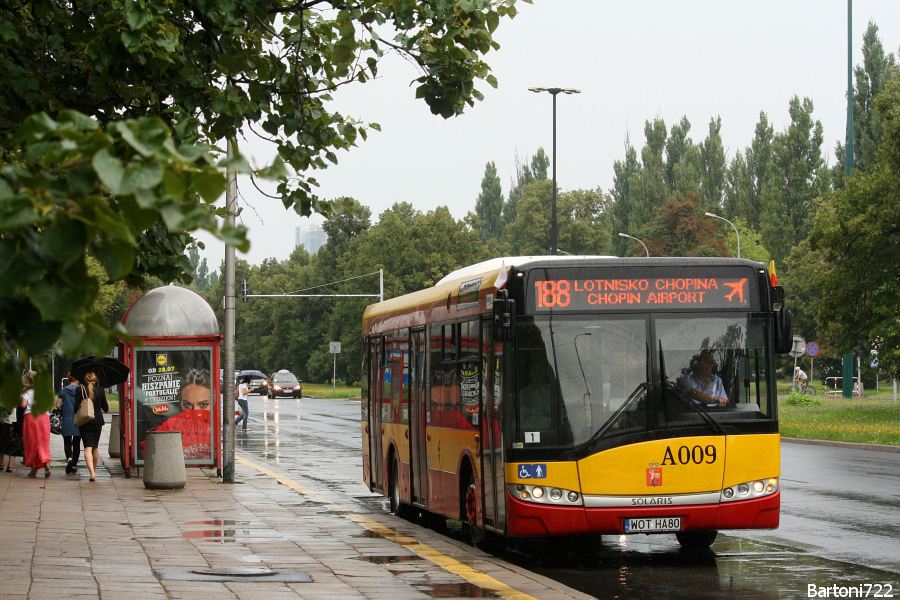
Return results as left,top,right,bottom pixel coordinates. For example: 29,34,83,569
144,410,212,460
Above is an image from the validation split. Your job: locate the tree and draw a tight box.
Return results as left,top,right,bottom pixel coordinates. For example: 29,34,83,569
640,118,668,218
0,0,525,409
700,116,727,212
610,133,644,256
812,70,900,378
503,147,546,228
761,97,829,264
505,181,612,256
832,20,897,188
474,161,504,242
640,193,728,258
664,116,702,198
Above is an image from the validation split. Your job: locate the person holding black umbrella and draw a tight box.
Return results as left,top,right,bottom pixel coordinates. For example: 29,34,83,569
75,372,109,482
56,373,82,474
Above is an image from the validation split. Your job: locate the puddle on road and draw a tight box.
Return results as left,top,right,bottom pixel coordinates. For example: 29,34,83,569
355,555,424,564
510,534,900,600
415,583,498,598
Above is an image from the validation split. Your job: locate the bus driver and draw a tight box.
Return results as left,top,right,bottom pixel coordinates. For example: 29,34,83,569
681,350,728,407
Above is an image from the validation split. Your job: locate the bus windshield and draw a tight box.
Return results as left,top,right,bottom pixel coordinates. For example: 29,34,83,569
513,313,775,453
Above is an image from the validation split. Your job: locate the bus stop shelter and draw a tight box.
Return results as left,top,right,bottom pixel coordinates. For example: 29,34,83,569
118,286,222,477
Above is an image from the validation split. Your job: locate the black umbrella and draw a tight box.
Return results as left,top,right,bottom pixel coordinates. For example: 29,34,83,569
70,355,131,387
237,369,266,380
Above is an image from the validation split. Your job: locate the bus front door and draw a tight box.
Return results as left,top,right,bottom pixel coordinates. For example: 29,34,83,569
480,318,503,531
410,328,428,507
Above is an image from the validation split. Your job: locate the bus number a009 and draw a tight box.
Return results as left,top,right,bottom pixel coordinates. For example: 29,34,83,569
535,280,571,308
661,444,717,465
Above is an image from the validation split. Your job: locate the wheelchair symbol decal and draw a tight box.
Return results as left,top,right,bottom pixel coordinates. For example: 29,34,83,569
518,464,547,479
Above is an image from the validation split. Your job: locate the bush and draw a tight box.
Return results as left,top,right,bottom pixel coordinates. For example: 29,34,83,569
783,389,821,407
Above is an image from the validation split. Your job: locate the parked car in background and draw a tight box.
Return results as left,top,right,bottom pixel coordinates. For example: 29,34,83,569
266,370,302,399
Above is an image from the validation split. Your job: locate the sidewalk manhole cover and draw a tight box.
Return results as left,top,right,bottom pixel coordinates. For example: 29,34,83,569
192,567,276,577
156,568,311,582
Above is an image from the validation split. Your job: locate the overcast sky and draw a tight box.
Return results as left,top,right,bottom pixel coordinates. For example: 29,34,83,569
197,0,900,268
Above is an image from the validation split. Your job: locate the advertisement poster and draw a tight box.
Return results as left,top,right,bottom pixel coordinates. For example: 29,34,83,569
134,347,214,463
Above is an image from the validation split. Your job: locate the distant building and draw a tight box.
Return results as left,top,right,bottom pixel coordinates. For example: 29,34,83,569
295,222,328,255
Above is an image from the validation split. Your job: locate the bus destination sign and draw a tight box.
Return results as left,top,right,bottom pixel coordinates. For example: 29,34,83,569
531,277,751,312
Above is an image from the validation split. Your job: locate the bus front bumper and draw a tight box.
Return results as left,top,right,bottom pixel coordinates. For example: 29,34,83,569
504,489,780,537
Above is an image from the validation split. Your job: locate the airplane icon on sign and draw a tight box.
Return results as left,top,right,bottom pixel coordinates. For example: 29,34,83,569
724,278,747,303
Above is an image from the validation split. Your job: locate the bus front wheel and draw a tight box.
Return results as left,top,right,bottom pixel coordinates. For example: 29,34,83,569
675,530,718,551
389,454,405,517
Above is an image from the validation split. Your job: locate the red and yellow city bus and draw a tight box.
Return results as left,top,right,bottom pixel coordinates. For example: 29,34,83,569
361,256,792,549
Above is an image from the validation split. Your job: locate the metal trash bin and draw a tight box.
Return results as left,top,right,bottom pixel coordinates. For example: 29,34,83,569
143,431,186,490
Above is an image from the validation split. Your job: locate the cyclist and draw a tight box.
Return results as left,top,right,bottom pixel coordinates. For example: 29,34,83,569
794,367,809,392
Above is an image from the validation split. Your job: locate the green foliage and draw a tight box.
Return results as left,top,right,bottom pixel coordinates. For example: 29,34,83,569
811,69,900,379
783,389,821,407
0,111,241,409
0,0,526,408
504,181,612,256
639,192,728,257
475,161,504,242
832,21,897,188
761,96,829,264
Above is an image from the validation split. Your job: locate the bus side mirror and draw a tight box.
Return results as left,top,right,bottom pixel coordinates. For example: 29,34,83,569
493,296,515,341
774,304,793,354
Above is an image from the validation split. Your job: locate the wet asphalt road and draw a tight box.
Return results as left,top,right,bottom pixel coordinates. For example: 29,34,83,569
236,395,900,599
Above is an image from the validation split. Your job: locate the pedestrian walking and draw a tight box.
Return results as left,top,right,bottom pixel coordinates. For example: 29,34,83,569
56,373,82,474
21,371,51,478
75,372,108,482
234,375,250,431
0,403,25,472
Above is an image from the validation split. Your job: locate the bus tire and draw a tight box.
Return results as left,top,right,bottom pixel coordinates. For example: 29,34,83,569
676,530,718,551
389,453,406,517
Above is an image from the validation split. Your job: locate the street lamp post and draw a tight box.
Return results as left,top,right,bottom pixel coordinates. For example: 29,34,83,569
704,212,740,258
528,86,580,255
618,232,649,257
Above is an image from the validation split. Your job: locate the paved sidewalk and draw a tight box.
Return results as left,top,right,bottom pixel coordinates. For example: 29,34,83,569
0,428,592,600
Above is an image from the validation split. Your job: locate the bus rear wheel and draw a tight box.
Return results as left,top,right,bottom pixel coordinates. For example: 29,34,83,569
675,530,718,551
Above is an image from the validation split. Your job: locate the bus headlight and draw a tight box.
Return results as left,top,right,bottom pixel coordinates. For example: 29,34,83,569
508,484,583,506
721,478,779,503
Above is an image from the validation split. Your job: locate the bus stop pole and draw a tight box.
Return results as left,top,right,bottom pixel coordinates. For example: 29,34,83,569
222,138,237,483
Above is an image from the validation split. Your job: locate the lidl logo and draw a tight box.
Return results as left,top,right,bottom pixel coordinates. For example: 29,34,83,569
156,354,167,366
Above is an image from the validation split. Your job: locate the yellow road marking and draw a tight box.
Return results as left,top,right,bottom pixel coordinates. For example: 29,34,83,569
236,455,537,600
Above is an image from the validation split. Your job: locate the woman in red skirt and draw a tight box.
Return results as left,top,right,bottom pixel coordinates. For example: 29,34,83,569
21,371,51,478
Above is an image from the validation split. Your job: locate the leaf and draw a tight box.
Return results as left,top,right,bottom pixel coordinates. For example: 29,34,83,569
124,0,154,30
192,170,227,203
116,118,169,157
92,148,126,194
120,160,164,194
32,369,56,415
38,216,88,268
27,277,98,321
91,238,135,281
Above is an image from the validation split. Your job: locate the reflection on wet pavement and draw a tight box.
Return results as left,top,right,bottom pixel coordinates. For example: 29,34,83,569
240,397,900,600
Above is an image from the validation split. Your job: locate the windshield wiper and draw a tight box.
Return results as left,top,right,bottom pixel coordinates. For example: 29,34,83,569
664,380,727,434
560,382,649,460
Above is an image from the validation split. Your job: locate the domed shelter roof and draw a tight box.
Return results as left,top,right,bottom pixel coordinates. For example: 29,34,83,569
122,286,219,337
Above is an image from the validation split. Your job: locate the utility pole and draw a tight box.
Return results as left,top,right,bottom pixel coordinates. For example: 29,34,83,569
222,138,237,482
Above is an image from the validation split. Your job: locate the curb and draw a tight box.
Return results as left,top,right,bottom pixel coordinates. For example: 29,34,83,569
782,436,900,453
